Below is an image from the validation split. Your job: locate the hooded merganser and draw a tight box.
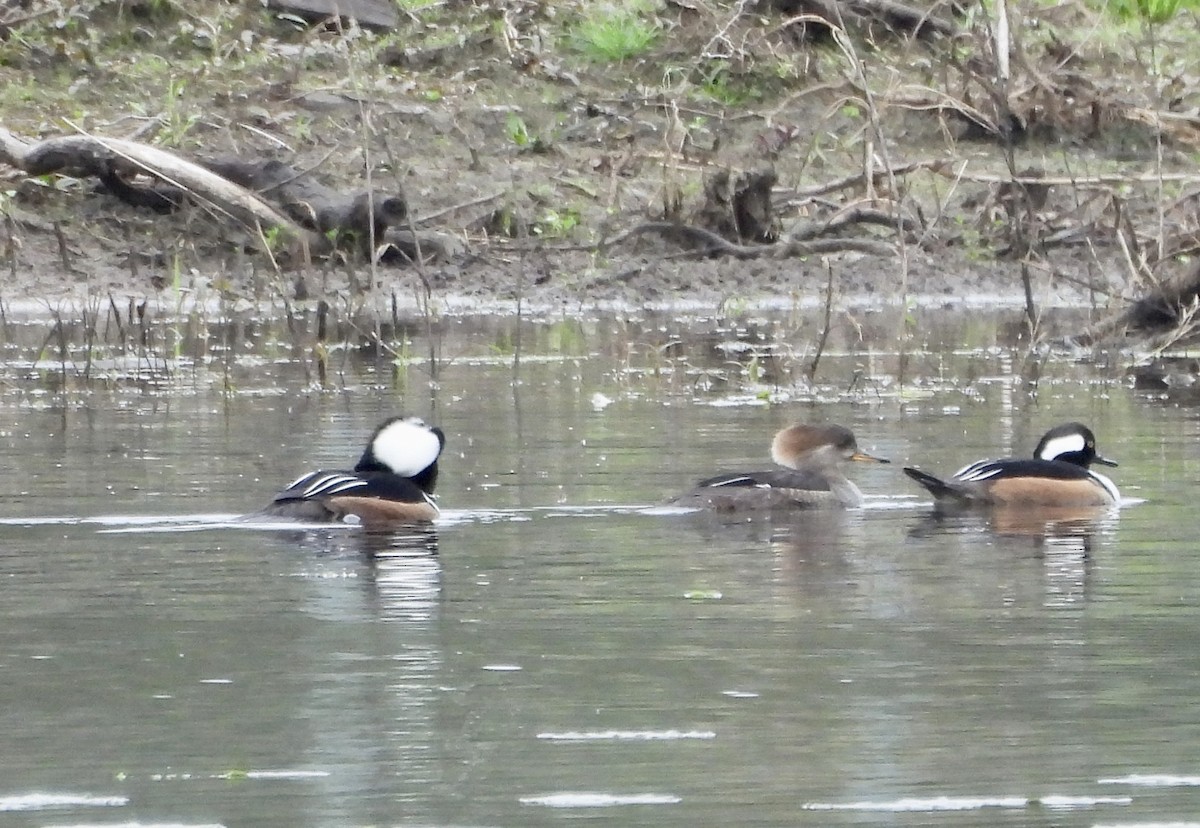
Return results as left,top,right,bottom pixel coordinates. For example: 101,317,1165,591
902,422,1120,508
260,416,445,525
671,423,890,511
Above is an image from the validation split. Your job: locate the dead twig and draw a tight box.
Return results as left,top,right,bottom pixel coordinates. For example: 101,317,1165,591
783,203,924,243
777,159,947,206
808,259,837,380
932,167,1200,188
605,221,896,259
417,189,507,225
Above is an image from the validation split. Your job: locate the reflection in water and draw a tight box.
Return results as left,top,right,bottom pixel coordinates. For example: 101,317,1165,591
670,506,886,603
1041,532,1092,609
670,502,856,539
906,505,1120,607
298,525,446,824
2,320,1199,827
1129,356,1200,397
670,505,860,578
362,527,442,623
909,504,1116,543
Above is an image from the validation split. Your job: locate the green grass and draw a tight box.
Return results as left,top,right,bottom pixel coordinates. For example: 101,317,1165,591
534,206,581,238
1105,0,1200,24
571,5,659,63
698,66,760,106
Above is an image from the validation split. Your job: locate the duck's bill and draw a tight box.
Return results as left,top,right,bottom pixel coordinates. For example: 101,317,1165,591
851,452,890,464
1094,454,1118,467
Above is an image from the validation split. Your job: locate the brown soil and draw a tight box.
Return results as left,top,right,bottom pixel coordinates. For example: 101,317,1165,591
1,0,1198,326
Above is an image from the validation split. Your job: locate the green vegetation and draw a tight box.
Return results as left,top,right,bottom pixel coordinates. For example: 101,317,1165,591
698,66,753,106
505,113,533,148
397,0,443,11
0,0,1195,359
571,3,660,63
535,207,581,238
1104,0,1199,24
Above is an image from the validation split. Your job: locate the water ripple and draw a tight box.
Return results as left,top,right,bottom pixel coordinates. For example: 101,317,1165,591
536,729,716,742
803,794,1130,812
1099,774,1200,787
0,792,128,811
520,792,681,807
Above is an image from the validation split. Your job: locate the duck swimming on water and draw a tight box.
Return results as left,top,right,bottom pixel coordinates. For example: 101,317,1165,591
902,422,1120,509
672,423,889,512
260,416,445,525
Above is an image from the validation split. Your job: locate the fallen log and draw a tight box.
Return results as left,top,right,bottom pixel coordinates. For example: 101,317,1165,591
771,0,957,40
266,0,399,30
1076,259,1200,347
194,157,409,256
0,127,439,265
0,126,321,261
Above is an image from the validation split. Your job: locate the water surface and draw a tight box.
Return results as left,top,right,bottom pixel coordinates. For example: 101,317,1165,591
1,311,1198,826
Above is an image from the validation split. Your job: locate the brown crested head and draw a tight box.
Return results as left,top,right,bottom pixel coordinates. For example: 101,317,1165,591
770,423,889,469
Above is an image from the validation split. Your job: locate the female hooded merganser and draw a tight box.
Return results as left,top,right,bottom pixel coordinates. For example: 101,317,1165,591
260,416,444,525
902,422,1120,508
672,423,889,511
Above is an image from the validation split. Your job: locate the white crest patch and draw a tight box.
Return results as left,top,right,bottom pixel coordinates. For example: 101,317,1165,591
1038,432,1086,461
372,418,442,476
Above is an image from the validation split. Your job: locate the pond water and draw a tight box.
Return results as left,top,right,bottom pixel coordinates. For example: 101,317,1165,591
1,308,1199,827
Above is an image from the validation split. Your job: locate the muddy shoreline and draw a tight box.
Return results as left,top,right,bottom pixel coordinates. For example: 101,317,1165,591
0,212,1117,321
1,1,1193,337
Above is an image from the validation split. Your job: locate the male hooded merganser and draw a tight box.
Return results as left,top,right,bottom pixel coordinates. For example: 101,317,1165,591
672,423,889,511
902,422,1120,508
260,416,444,525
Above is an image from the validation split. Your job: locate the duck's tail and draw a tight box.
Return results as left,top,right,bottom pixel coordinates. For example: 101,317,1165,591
903,467,973,504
